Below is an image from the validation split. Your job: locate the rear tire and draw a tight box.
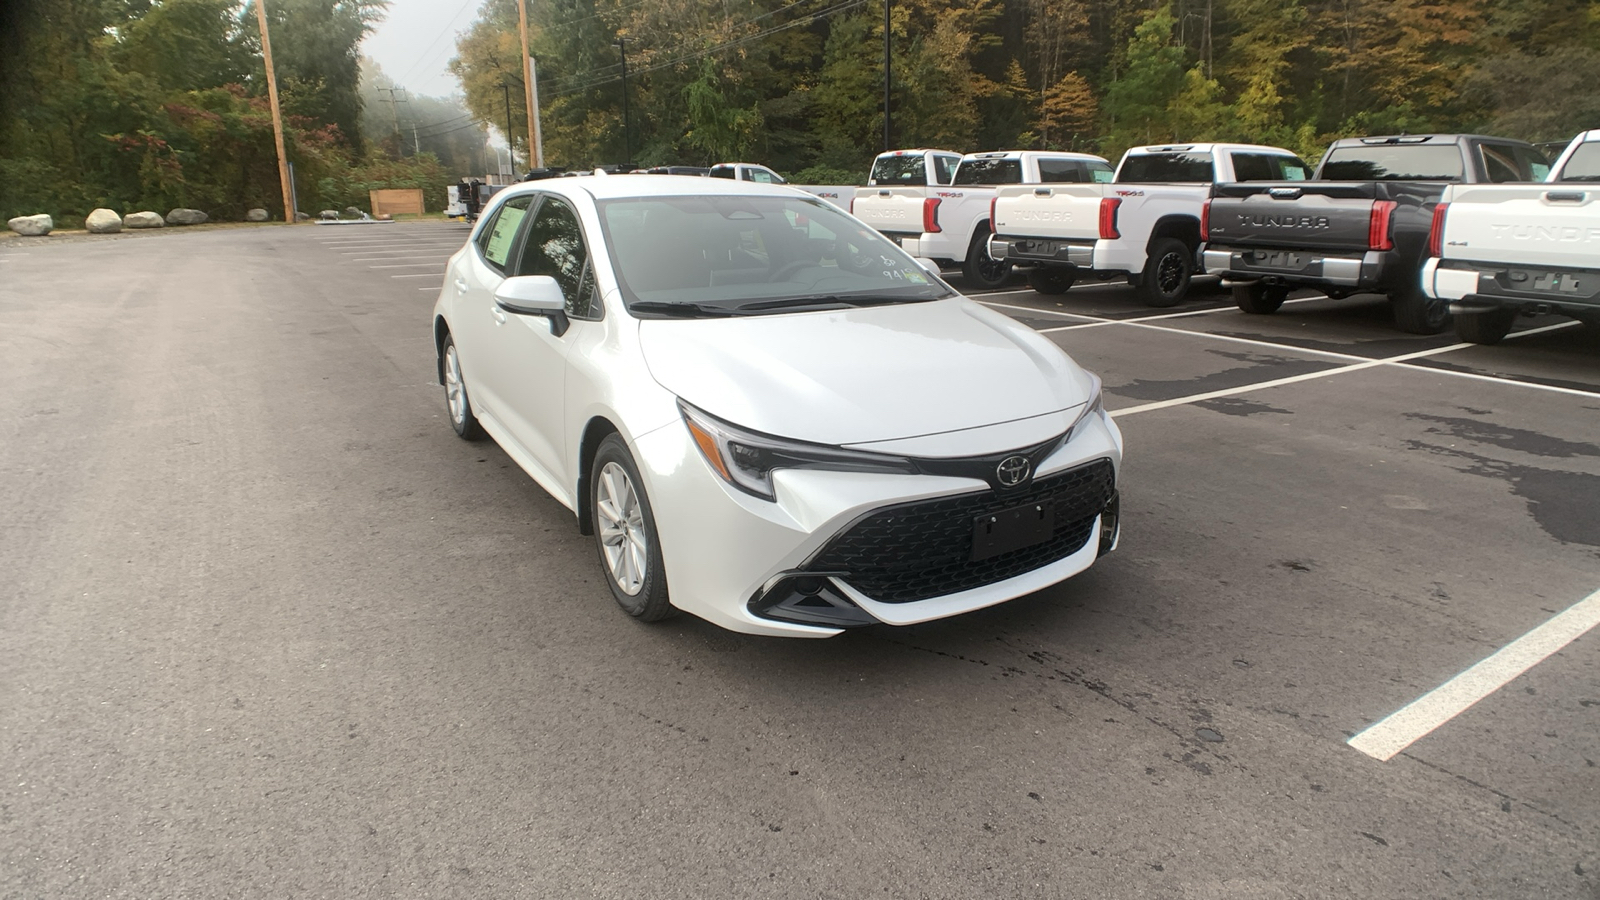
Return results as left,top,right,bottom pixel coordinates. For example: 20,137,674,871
1136,237,1193,307
962,228,1011,289
591,435,675,622
1026,267,1077,295
1233,282,1290,315
1391,281,1452,335
1454,308,1517,345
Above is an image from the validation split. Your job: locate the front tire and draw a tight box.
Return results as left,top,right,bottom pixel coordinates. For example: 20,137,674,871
1391,281,1452,335
1136,237,1193,307
1233,282,1290,315
1027,267,1077,295
962,228,1011,289
1454,308,1517,344
441,334,485,440
591,434,674,622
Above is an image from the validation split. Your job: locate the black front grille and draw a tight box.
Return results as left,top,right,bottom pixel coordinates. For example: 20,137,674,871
805,458,1115,604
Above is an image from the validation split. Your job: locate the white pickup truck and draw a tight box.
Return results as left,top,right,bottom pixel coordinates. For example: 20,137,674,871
851,150,1113,288
708,162,857,208
988,143,1309,305
1422,129,1600,343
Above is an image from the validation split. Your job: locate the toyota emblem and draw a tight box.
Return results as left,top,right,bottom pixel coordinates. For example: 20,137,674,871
996,455,1032,487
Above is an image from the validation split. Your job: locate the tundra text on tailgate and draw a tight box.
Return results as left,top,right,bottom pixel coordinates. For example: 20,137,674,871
1202,134,1549,334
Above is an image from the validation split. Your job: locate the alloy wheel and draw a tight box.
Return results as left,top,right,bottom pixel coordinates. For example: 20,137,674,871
596,462,648,596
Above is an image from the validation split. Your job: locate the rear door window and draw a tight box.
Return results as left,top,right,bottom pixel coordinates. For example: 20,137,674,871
932,155,960,185
746,167,778,184
1556,143,1600,181
1230,152,1312,182
708,165,736,180
476,195,533,273
871,154,928,186
1116,152,1215,183
953,157,1022,185
1037,158,1087,183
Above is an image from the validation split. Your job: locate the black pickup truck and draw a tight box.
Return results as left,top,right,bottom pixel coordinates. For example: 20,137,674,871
1201,134,1550,333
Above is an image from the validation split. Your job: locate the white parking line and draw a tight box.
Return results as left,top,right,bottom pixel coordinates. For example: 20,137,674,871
367,263,446,269
390,273,444,279
1035,297,1325,332
979,300,1096,320
351,255,453,262
1348,588,1600,761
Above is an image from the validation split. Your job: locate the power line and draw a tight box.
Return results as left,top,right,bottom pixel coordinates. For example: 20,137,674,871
395,0,479,88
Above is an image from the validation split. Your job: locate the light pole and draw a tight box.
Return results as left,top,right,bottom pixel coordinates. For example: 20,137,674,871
615,37,631,165
882,0,891,152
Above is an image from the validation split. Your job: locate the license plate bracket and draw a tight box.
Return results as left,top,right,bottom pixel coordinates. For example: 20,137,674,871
972,502,1056,562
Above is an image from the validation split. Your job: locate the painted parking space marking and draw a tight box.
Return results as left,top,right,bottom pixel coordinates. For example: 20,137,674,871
351,255,453,262
367,263,450,269
1348,588,1600,761
389,273,445,279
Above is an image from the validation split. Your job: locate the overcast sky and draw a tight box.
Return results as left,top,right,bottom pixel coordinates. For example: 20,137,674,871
361,0,480,99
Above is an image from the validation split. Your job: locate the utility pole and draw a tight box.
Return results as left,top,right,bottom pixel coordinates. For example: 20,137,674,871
615,37,631,165
529,57,545,168
377,85,406,154
255,0,294,223
500,81,516,173
882,0,892,153
412,123,421,156
516,0,540,168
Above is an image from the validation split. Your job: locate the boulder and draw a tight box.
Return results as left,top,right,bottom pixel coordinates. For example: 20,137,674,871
124,211,165,229
246,208,269,222
295,211,311,222
343,206,362,218
7,214,52,236
166,208,208,226
85,208,122,234
319,209,339,220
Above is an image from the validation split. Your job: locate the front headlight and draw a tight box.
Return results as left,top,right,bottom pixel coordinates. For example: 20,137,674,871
680,401,917,502
1066,373,1105,443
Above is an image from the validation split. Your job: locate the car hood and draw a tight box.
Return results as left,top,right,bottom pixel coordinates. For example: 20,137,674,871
637,298,1091,447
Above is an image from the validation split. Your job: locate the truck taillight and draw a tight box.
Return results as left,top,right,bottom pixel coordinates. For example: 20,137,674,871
923,197,942,234
1427,202,1448,258
989,197,997,233
1368,200,1397,251
1200,199,1212,242
1099,197,1121,240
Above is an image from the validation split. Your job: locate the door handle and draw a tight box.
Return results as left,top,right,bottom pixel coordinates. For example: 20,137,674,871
454,278,469,292
491,307,506,325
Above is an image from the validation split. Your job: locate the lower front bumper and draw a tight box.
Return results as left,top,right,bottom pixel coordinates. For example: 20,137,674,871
631,411,1123,638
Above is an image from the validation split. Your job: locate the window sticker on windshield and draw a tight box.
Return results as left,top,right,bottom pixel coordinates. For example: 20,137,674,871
484,204,528,266
1091,169,1114,183
902,269,928,284
1283,167,1307,181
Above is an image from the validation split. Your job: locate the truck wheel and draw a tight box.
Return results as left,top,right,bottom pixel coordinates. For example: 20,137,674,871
1391,282,1451,335
1136,238,1192,307
962,228,1011,289
1027,267,1076,295
1233,282,1290,315
1454,309,1517,345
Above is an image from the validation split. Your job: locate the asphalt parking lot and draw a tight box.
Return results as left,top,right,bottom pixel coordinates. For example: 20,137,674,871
2,221,1596,899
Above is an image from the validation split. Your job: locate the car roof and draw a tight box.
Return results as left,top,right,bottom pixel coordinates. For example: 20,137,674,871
1326,134,1535,147
1126,143,1299,155
961,150,1107,161
497,172,812,203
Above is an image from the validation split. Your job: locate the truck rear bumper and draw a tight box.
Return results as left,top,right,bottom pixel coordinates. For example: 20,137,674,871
1203,246,1382,289
1422,257,1600,315
990,237,1095,268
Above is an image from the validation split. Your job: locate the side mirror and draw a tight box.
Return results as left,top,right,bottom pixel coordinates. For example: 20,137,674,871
494,275,570,336
913,257,943,277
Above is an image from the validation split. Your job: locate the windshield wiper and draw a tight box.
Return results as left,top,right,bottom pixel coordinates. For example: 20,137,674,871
734,294,944,312
628,301,738,318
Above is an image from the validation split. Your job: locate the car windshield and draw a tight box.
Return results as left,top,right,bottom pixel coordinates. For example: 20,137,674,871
597,194,955,315
1557,143,1600,181
1320,145,1465,181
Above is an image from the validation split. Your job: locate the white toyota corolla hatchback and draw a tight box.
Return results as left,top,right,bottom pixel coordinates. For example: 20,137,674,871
432,175,1122,637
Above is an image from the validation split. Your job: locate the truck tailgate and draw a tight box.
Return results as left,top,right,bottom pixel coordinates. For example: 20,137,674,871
992,184,1103,240
851,187,929,234
1207,182,1381,252
1439,184,1600,268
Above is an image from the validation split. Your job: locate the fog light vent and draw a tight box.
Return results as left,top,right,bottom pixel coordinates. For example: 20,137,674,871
751,575,877,628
